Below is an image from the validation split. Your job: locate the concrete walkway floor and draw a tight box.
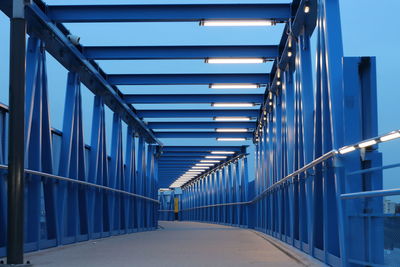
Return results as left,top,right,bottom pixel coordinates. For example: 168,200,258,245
23,221,322,267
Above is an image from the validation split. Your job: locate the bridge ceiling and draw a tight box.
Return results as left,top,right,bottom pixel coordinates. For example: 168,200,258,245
0,0,312,188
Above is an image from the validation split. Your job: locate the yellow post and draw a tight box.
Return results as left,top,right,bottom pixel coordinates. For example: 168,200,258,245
174,197,179,220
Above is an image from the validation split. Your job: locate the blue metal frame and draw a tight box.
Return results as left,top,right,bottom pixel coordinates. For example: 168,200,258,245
123,94,263,104
148,122,255,129
108,74,269,86
83,45,278,60
0,20,160,259
137,109,258,118
0,0,392,266
155,132,252,138
157,147,247,188
46,4,291,22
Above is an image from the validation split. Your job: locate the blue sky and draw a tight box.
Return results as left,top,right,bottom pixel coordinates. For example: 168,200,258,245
0,0,399,190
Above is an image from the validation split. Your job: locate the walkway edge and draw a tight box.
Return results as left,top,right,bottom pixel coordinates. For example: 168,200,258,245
249,230,326,267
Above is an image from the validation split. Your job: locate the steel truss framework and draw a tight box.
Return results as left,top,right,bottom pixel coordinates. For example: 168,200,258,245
0,0,397,267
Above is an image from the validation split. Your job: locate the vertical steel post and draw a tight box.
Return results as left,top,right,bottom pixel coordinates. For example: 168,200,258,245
7,0,27,264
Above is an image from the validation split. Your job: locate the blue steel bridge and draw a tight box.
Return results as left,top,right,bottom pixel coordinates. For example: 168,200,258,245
0,0,399,266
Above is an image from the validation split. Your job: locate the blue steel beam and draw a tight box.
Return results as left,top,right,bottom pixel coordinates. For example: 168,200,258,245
83,46,278,60
155,132,252,138
159,170,197,173
162,146,246,152
159,159,206,162
161,153,233,157
158,169,197,173
159,158,211,163
159,156,210,160
20,3,160,144
159,160,199,164
46,4,291,22
159,170,198,173
159,169,203,172
137,109,258,118
108,74,269,85
159,176,188,180
158,168,198,170
161,152,236,156
159,172,189,175
159,163,198,168
158,172,195,174
123,94,264,104
158,170,197,173
148,122,255,129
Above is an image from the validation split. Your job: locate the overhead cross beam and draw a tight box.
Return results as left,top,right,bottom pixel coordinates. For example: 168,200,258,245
159,162,203,165
137,109,259,118
161,146,246,152
108,74,269,85
159,166,195,169
46,4,291,22
158,161,201,164
155,132,253,138
148,122,255,129
159,156,209,160
15,3,160,144
83,45,279,60
160,152,217,156
123,94,264,104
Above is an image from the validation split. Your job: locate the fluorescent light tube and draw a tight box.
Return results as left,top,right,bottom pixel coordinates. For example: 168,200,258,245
217,138,246,141
201,20,274,27
214,117,251,121
210,83,259,89
212,103,255,108
216,128,248,132
205,156,227,159
211,151,235,154
206,58,265,64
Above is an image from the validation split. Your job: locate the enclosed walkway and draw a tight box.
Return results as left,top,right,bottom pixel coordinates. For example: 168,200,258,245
1,0,399,266
21,221,319,267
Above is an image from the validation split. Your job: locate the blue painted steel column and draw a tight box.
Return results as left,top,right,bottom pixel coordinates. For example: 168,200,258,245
57,72,88,245
284,66,295,246
146,145,156,228
125,126,136,232
109,114,125,234
88,96,109,238
136,137,146,230
297,28,315,255
24,37,58,251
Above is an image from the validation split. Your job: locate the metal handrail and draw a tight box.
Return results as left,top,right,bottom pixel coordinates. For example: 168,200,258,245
180,129,400,211
346,162,400,176
250,150,337,203
341,188,400,199
180,150,338,211
180,201,251,212
0,164,160,204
